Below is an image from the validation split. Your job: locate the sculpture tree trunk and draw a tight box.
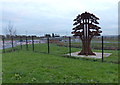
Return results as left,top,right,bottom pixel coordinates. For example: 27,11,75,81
78,38,95,55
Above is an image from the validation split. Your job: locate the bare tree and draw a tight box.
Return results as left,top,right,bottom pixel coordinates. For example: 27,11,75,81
4,21,17,37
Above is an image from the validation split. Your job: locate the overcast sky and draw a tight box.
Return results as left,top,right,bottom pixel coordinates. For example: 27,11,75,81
1,0,119,36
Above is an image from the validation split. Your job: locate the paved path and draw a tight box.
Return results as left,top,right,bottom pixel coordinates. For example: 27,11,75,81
67,51,112,59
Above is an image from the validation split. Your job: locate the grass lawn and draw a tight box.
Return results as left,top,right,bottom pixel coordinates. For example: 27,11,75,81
2,44,118,83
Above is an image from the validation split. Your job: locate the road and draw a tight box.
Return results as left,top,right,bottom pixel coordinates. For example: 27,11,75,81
0,40,47,49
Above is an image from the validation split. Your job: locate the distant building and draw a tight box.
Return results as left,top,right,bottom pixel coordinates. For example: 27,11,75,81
52,33,60,37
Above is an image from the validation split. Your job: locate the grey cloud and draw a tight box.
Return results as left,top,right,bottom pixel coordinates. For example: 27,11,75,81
1,0,119,36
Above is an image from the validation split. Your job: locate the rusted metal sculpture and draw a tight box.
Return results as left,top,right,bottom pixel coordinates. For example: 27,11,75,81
72,12,102,55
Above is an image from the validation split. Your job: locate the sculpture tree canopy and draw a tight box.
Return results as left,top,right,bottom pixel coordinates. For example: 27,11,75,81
72,12,102,55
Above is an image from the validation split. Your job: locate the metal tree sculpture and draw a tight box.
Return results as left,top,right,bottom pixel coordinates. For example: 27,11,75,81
72,12,102,55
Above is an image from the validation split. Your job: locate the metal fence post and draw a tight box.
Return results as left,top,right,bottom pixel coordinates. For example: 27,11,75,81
69,37,71,56
20,36,22,49
32,36,34,52
2,36,5,53
39,37,41,43
102,36,104,62
26,36,28,50
11,36,14,51
47,37,50,54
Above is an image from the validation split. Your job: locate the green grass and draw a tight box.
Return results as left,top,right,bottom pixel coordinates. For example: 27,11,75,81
57,42,118,50
28,43,118,63
2,44,118,83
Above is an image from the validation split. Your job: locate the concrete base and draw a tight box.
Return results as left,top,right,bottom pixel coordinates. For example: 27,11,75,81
66,51,112,59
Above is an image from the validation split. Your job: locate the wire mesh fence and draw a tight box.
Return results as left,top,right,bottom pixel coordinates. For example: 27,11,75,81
1,35,118,63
